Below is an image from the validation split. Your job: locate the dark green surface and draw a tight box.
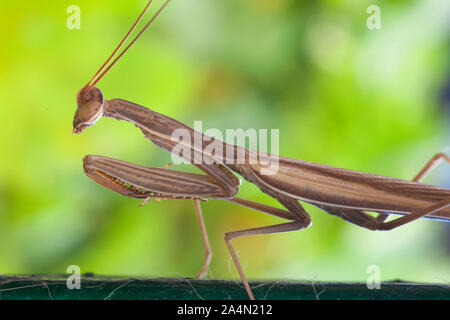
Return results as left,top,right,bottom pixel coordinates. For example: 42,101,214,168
0,275,448,300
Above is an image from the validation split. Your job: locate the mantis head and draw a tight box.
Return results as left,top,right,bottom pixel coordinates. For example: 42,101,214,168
72,0,171,134
73,86,105,134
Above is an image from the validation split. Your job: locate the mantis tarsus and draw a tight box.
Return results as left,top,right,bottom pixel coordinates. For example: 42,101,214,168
72,0,450,300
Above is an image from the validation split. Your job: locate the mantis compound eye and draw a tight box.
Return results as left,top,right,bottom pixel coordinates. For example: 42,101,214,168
73,86,105,134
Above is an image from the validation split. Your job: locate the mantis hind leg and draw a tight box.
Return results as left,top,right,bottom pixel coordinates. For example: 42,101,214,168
315,204,381,230
377,152,450,222
412,152,450,182
376,198,450,230
317,198,450,231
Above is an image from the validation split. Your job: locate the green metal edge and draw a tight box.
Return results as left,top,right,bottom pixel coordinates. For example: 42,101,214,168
0,275,448,300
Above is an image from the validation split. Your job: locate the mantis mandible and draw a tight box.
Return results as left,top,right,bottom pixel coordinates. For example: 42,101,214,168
72,0,450,300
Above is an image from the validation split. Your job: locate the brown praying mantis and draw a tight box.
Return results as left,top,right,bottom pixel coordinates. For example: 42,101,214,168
72,0,450,300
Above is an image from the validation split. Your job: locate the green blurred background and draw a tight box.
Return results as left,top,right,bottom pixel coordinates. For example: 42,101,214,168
0,0,449,288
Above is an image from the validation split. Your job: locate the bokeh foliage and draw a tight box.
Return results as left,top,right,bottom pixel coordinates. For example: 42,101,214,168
0,0,448,287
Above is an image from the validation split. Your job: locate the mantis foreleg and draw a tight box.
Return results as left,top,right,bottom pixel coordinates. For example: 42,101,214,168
83,154,311,299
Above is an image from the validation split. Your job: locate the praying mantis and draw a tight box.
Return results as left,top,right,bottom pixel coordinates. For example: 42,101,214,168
72,0,450,300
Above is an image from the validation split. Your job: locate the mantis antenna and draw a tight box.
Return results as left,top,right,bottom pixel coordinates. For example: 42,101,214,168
86,0,171,93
